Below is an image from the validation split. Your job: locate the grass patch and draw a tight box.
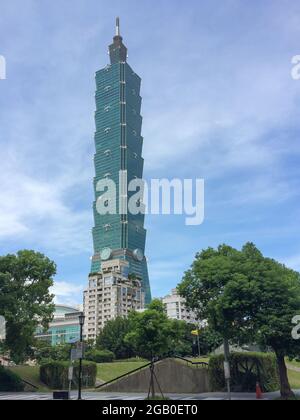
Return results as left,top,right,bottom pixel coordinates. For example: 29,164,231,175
288,369,300,389
9,366,49,392
97,360,149,383
188,357,210,364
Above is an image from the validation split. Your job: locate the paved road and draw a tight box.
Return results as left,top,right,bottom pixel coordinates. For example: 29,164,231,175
1,391,298,400
1,392,201,401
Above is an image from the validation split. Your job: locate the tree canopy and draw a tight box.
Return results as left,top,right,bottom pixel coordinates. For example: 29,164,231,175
96,316,134,359
178,243,300,399
0,250,56,363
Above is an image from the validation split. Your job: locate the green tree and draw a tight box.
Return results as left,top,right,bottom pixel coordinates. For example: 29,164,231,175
33,342,71,364
97,301,198,359
178,243,300,399
125,304,171,359
167,319,195,356
96,317,134,359
198,328,223,355
0,250,56,363
146,299,165,313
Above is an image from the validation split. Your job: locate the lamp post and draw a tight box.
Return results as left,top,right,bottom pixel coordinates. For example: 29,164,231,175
78,313,85,401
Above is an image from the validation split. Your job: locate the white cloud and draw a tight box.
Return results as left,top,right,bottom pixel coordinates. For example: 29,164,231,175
51,281,84,306
0,160,93,254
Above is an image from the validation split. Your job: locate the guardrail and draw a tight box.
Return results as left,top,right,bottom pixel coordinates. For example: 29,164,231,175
95,355,208,390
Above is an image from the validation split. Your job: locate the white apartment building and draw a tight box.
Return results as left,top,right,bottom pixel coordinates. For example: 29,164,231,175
83,259,145,341
162,288,198,324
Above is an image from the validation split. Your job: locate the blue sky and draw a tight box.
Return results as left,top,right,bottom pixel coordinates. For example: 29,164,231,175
1,0,300,305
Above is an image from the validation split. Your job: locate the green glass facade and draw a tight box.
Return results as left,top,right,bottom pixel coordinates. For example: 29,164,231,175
90,22,151,303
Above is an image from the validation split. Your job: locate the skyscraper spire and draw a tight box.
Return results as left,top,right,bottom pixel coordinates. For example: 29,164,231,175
109,16,127,64
116,17,120,37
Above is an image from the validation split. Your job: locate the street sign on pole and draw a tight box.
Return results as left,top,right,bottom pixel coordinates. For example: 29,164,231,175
71,348,83,361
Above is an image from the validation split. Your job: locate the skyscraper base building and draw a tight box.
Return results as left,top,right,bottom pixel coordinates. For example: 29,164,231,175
84,259,145,340
84,19,151,336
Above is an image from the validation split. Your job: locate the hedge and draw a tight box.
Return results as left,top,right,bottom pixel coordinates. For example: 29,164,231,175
209,352,280,392
85,349,115,363
0,366,24,392
40,361,97,389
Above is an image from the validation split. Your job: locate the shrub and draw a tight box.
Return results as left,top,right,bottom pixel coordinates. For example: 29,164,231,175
0,366,24,392
34,343,72,363
85,349,115,363
40,361,97,389
209,352,280,392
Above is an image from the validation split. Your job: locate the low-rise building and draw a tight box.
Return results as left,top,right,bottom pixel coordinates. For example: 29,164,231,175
35,305,81,346
162,288,198,324
83,259,145,341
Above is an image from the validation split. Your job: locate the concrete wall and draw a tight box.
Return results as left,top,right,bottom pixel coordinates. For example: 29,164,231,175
100,358,210,394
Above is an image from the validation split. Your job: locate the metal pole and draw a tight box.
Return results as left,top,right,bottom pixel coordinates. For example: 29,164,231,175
78,322,83,400
223,338,231,401
197,329,201,357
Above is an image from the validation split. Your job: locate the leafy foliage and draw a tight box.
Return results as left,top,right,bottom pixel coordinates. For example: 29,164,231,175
178,243,300,398
96,317,134,359
124,304,171,359
85,349,115,363
96,300,219,360
40,361,97,389
0,250,56,363
209,352,279,392
123,300,196,359
34,342,72,364
197,328,223,355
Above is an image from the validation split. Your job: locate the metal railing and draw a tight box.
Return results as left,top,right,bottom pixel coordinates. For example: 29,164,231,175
21,379,39,390
173,355,209,368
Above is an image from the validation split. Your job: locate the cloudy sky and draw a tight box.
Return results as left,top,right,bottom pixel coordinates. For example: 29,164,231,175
0,0,300,305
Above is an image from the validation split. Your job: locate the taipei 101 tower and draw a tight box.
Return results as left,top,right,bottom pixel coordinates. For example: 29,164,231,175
88,18,151,308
